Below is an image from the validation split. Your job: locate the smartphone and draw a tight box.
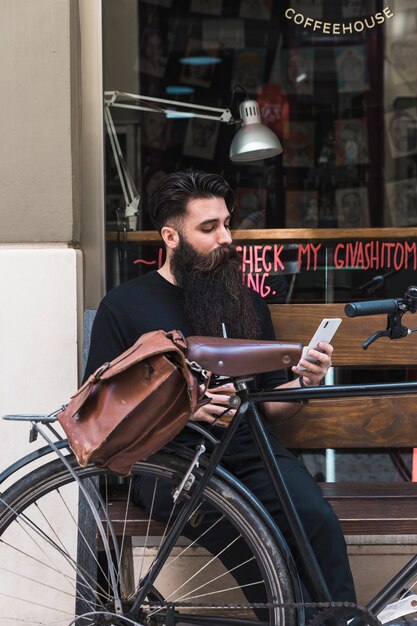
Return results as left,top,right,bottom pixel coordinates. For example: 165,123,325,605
297,318,342,370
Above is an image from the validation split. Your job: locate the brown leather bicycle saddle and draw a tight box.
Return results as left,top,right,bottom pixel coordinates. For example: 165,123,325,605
186,336,303,376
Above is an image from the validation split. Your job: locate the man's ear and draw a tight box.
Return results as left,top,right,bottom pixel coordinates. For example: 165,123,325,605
160,225,180,250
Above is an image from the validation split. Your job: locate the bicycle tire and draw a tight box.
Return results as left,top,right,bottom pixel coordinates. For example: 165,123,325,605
0,453,297,626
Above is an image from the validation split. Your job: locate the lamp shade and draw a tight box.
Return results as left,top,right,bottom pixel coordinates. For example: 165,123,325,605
229,100,283,163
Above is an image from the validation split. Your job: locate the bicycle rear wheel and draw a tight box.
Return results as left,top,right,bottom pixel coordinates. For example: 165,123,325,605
0,453,298,625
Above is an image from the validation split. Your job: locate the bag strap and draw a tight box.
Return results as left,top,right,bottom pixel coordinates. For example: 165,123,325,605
64,330,192,414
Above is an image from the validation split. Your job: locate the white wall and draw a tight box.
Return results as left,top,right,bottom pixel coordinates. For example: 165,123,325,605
0,246,82,484
0,0,80,243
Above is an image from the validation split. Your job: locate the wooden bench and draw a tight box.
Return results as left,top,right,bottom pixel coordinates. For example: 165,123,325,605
88,303,417,610
270,303,417,535
100,303,417,538
101,481,417,539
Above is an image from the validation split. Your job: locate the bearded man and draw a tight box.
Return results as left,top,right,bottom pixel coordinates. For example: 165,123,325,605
84,169,355,607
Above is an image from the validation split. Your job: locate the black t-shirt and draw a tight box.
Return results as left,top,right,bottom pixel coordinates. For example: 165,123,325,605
84,270,287,390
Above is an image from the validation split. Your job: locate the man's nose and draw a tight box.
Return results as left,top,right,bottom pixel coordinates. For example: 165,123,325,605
217,225,233,245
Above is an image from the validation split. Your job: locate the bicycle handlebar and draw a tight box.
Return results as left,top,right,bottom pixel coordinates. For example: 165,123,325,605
344,299,401,317
344,286,417,348
345,285,417,318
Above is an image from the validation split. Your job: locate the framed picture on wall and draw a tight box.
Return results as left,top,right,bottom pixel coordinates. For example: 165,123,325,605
385,108,417,158
183,118,219,159
335,187,370,227
334,118,369,165
142,112,171,150
388,35,417,85
140,29,173,77
203,18,245,48
283,121,315,168
335,46,369,94
231,48,265,95
180,38,220,87
341,0,375,18
233,187,267,228
190,0,223,14
285,190,318,227
282,48,314,96
239,0,272,20
290,0,323,19
386,178,417,226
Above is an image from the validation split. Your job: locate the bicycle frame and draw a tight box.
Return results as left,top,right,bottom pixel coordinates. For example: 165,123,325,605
245,380,417,617
3,377,417,623
124,377,417,621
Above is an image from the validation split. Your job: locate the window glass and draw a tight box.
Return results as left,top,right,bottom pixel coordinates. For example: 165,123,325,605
103,0,417,481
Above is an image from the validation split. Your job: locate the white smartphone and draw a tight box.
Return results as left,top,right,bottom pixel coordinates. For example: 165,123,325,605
297,318,342,370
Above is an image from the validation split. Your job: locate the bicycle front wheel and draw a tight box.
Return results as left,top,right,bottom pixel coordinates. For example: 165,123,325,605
0,453,298,626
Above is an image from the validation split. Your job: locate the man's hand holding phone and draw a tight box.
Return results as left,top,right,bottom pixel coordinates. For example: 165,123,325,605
292,318,341,386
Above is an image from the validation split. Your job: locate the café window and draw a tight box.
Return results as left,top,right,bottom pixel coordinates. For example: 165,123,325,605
102,0,417,480
103,0,416,292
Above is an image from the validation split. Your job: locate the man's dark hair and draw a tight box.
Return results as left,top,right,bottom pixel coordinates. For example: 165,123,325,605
148,169,235,232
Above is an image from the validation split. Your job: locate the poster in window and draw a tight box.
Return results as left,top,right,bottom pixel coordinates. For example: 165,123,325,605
286,190,318,227
282,48,314,96
289,0,323,19
283,121,315,168
335,187,370,228
183,118,219,159
180,38,220,88
203,19,245,49
140,29,172,78
239,0,272,20
231,48,265,95
385,108,417,158
386,178,417,226
335,46,369,94
142,112,171,150
334,118,369,166
388,35,417,85
257,85,289,138
233,188,267,229
190,0,223,15
341,0,375,18
393,0,417,9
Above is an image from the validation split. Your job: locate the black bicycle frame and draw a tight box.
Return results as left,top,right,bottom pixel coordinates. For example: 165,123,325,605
5,379,417,621
248,379,417,614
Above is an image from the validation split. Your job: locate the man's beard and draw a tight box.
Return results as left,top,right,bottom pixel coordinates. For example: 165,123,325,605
170,237,262,339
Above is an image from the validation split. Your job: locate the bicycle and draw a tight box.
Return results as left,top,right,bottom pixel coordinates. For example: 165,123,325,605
2,289,417,626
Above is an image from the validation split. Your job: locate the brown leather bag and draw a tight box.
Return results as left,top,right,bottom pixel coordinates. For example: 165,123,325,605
58,330,205,476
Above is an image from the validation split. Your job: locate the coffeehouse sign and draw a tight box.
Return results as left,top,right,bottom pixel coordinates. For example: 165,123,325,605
285,5,395,34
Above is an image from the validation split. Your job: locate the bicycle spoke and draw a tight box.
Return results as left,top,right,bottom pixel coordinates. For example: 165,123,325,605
1,507,108,613
162,534,242,601
164,513,225,567
0,535,106,616
0,455,297,625
0,589,74,618
136,476,160,588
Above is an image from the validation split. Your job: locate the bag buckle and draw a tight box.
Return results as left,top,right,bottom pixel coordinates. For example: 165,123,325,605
93,362,111,381
187,360,209,382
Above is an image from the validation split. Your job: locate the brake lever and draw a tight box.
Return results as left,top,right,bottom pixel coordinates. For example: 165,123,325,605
362,330,388,350
363,311,410,350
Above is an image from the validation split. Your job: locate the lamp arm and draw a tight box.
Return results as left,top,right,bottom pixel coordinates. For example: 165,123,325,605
104,90,234,123
104,106,140,216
